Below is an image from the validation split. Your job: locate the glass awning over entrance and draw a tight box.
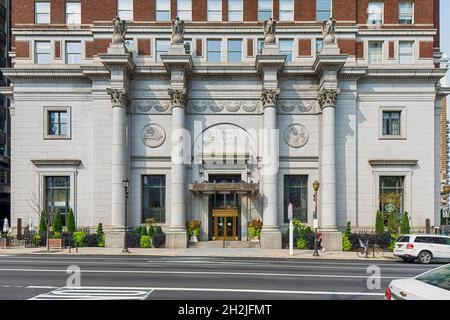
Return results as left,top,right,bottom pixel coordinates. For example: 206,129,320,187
188,182,259,195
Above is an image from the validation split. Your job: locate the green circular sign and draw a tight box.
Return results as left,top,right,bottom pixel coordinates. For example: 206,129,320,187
385,203,395,213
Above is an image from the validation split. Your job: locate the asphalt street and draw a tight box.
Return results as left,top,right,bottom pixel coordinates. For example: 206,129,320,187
0,254,441,300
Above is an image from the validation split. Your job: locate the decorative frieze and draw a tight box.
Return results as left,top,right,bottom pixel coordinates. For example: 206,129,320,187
284,124,309,148
107,89,128,107
186,100,260,114
260,89,280,108
168,89,187,107
317,89,339,109
132,100,170,113
278,100,317,113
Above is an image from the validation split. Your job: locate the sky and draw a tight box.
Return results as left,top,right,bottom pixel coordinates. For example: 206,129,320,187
442,0,450,85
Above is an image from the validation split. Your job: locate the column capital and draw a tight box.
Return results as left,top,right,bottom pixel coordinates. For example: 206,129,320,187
318,88,340,109
107,88,128,107
168,88,187,108
260,89,280,108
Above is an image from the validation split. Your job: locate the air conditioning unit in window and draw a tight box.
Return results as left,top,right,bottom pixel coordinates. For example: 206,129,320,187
184,42,191,54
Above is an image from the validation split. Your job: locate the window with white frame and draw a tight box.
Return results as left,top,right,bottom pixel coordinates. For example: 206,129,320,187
156,39,170,62
35,1,51,24
382,111,401,136
399,1,413,24
279,0,294,21
35,41,52,64
279,39,293,62
66,41,82,64
368,2,384,24
208,0,222,21
207,39,222,62
66,2,81,24
228,0,243,21
117,0,133,21
228,39,242,62
368,41,383,64
156,0,171,21
44,106,71,139
258,0,272,22
258,39,265,54
315,38,323,55
177,0,192,21
316,0,331,21
398,41,413,64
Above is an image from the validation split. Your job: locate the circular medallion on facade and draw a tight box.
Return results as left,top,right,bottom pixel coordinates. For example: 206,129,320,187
284,124,309,148
226,101,241,112
142,123,166,148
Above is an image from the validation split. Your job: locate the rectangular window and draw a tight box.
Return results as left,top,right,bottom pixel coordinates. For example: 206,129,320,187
315,38,323,55
399,1,413,24
66,42,82,64
117,0,133,21
142,175,166,223
208,0,222,21
35,1,51,24
66,2,81,24
48,111,68,136
228,0,243,21
207,39,222,62
368,2,384,25
156,0,171,21
382,111,401,136
258,0,272,22
399,41,413,64
279,39,293,62
279,0,294,21
316,0,332,21
177,0,192,21
184,39,192,55
258,39,265,54
46,176,70,224
379,176,405,218
156,39,170,62
228,39,242,62
284,175,308,223
125,39,134,52
368,41,383,64
35,41,52,64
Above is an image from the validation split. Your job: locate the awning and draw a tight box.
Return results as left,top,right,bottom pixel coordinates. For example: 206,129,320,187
189,182,259,195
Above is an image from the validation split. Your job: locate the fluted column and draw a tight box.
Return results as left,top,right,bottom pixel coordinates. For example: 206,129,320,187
318,89,339,231
260,89,282,249
107,88,128,229
167,88,188,248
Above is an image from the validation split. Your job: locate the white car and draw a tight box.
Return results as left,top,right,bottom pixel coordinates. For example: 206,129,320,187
393,234,450,264
385,264,450,300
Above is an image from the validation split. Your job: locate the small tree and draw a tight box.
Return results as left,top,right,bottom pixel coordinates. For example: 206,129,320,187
39,210,47,236
375,210,385,235
96,223,104,237
387,211,399,236
52,209,63,233
66,208,76,234
344,221,351,238
141,226,148,236
400,211,411,234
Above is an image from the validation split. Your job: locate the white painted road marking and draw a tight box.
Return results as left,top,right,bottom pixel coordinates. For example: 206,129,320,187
28,286,384,298
0,267,407,279
30,287,154,300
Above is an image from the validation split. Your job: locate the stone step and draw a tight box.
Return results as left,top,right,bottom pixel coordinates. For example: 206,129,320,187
189,241,261,249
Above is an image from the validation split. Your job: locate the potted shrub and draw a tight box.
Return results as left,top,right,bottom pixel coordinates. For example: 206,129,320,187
186,220,201,243
248,219,263,242
48,232,64,250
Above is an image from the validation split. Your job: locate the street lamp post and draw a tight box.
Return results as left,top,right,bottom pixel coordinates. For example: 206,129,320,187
122,179,130,253
313,180,320,257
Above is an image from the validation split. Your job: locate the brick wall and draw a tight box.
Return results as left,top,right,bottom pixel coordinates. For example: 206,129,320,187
193,0,207,21
419,41,434,58
384,0,399,24
85,39,111,58
138,39,151,56
171,0,177,20
54,41,61,59
196,39,203,57
222,0,228,21
338,39,356,56
333,0,356,21
244,0,258,21
15,41,30,59
389,41,395,59
357,0,369,24
295,0,315,21
298,39,311,56
51,0,66,24
247,39,254,57
356,41,364,59
415,0,434,24
134,0,155,21
12,0,35,25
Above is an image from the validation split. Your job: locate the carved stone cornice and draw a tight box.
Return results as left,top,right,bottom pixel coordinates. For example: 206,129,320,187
168,88,187,107
260,89,280,108
107,88,128,107
317,89,340,109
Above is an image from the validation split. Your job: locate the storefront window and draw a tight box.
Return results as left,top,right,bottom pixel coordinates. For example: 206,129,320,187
142,175,166,223
284,175,308,223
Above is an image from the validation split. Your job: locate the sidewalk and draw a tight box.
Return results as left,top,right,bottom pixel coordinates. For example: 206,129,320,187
0,246,399,261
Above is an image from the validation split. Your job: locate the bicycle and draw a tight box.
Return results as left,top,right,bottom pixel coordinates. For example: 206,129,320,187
356,239,384,258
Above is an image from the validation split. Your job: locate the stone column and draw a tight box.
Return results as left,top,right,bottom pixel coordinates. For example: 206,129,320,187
106,89,128,246
166,88,188,249
260,89,282,249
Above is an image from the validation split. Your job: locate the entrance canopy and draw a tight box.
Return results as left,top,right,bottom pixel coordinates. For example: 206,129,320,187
188,182,259,195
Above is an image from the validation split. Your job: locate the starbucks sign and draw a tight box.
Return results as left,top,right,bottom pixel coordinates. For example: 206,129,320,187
384,203,395,214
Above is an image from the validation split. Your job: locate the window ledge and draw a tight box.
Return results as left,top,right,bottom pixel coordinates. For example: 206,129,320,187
379,135,406,140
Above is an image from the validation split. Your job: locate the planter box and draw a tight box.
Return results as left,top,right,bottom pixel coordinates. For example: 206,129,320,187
0,238,9,248
48,238,64,250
